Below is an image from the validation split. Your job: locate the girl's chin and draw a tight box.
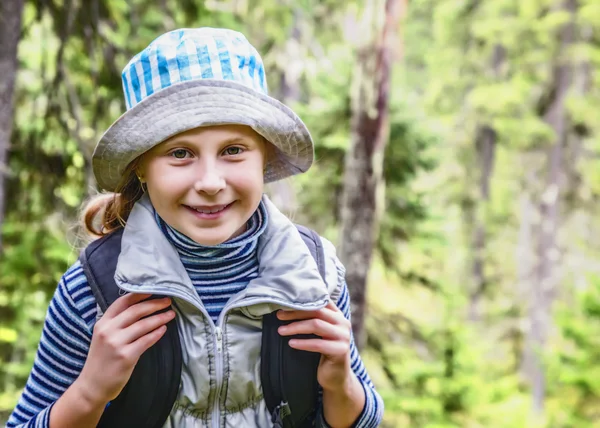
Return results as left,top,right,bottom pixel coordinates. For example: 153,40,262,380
184,227,241,246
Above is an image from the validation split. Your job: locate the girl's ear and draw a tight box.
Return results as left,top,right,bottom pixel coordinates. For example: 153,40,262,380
134,156,146,183
134,167,145,183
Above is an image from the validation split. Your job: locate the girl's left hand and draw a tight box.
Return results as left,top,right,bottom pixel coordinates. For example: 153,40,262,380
277,301,353,391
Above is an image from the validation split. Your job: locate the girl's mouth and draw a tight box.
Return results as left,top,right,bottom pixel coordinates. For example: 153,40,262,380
184,202,233,220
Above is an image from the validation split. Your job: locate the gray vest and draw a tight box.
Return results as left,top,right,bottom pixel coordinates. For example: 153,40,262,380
113,195,342,428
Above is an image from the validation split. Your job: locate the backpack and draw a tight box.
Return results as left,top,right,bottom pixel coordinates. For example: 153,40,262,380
79,224,327,428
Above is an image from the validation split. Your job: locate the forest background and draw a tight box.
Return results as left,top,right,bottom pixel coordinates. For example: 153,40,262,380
1,0,600,427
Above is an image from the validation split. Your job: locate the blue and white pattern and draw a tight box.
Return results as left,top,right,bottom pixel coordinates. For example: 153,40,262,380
6,206,383,427
122,28,268,110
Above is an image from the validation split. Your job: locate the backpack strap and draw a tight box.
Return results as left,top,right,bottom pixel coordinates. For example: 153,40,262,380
79,229,182,428
261,224,327,428
79,229,124,312
295,224,327,281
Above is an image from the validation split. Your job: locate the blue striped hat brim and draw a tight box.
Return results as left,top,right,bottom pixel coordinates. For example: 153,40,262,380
92,79,313,191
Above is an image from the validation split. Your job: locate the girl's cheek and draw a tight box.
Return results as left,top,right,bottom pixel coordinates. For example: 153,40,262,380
160,165,197,181
227,167,263,183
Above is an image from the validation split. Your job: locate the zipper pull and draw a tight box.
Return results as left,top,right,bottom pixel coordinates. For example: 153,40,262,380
215,326,223,354
271,401,291,428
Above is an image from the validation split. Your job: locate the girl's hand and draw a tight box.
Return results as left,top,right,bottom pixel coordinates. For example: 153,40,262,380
76,293,176,406
276,301,354,391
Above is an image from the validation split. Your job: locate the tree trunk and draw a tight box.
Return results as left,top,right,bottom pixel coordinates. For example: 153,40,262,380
468,124,496,321
339,0,405,350
516,162,536,370
0,0,24,253
521,0,576,415
468,44,504,322
279,7,302,105
266,5,303,215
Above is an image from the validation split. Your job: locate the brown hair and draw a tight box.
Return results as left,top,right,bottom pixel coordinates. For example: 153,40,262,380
81,159,144,238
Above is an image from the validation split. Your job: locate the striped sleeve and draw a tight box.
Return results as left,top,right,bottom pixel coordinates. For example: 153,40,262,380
332,280,384,427
6,261,97,428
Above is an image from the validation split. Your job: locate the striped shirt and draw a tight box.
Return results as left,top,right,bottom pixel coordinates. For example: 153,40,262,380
6,204,383,427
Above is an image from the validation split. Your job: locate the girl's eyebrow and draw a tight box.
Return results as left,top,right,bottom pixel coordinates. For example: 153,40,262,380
164,136,253,146
219,137,254,146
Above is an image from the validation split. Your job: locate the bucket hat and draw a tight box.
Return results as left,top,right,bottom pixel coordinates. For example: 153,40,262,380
92,27,314,191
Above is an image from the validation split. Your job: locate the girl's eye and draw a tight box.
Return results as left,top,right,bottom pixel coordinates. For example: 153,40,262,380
223,146,243,156
171,149,190,159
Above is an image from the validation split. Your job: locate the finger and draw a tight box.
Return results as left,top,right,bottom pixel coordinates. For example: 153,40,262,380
118,309,176,344
325,300,341,312
278,318,348,341
103,293,153,319
111,297,173,329
288,338,349,356
277,304,345,325
126,324,169,357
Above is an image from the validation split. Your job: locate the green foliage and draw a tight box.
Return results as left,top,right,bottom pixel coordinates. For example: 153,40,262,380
551,278,600,427
370,0,600,426
0,220,75,415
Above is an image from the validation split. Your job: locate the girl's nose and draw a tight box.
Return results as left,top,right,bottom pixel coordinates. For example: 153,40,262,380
193,167,226,195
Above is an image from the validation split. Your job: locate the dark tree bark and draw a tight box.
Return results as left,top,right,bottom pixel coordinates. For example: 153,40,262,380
339,0,405,350
468,124,497,321
521,0,576,415
279,7,302,104
266,4,304,214
564,25,592,208
0,0,25,253
468,44,504,322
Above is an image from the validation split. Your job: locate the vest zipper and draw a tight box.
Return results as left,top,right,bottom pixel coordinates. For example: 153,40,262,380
212,325,224,427
215,326,223,353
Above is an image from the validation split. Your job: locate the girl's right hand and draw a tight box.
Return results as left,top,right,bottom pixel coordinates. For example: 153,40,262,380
75,293,176,406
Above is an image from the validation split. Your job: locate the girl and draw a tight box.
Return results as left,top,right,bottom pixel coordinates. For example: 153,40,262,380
6,28,384,428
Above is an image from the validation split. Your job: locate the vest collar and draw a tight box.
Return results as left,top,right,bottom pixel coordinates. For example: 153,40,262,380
114,194,329,314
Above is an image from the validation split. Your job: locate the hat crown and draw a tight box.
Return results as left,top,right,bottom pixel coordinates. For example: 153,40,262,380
121,28,268,109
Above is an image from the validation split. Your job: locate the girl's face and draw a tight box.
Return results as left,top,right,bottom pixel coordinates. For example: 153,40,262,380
138,124,267,246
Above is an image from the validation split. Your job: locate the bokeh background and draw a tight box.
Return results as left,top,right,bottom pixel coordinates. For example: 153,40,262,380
2,0,600,426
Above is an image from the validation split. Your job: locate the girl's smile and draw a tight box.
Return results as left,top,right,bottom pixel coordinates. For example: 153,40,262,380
183,202,235,220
